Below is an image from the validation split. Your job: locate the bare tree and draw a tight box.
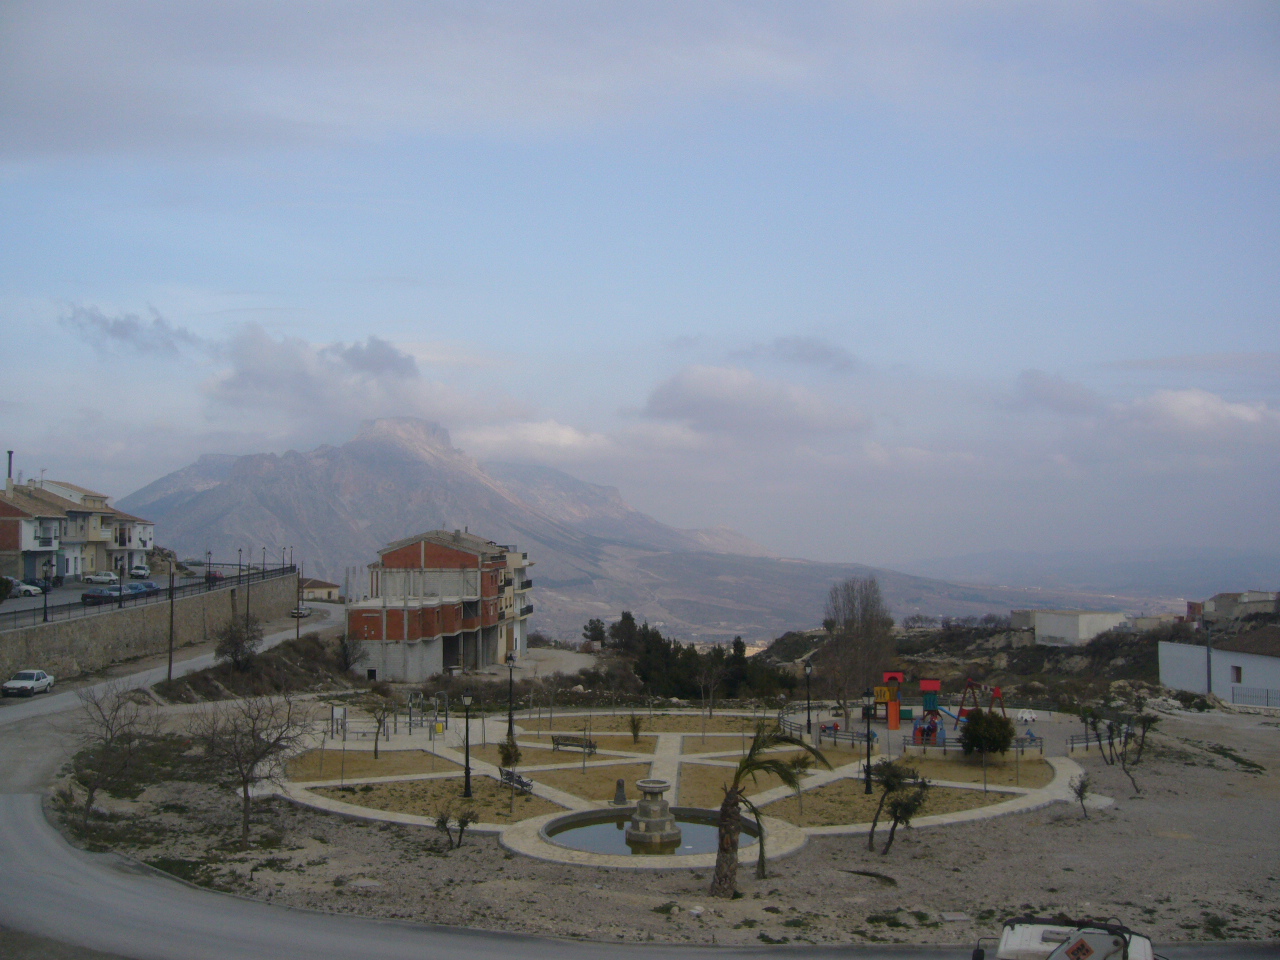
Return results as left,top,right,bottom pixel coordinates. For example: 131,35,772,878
1070,773,1091,819
336,633,368,673
816,577,895,729
189,694,311,845
696,652,728,718
214,614,264,672
362,687,398,760
72,683,157,826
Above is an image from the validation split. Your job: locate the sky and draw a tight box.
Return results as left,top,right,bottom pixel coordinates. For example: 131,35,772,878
1,1,1278,568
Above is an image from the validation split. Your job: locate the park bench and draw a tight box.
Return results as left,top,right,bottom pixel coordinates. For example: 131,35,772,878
499,768,533,793
551,734,597,755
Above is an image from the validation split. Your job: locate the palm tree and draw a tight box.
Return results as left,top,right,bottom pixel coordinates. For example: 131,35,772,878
866,757,913,851
709,722,829,899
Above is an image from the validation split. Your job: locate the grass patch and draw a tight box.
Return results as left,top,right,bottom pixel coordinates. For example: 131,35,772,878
527,763,654,803
759,776,1013,827
311,774,565,823
1205,743,1265,774
899,754,1055,789
288,749,462,781
525,713,772,735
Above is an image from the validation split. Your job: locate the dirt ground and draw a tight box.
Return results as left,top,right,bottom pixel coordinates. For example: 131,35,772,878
758,778,1010,828
289,749,462,781
312,776,564,824
53,706,1280,946
528,762,654,802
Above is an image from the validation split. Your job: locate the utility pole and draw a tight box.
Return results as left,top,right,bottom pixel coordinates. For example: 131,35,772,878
167,560,176,682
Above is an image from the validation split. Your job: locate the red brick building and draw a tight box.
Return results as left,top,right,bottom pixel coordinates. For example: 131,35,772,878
346,530,518,682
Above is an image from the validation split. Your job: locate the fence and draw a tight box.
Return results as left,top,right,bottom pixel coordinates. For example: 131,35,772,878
1231,685,1280,708
0,563,297,633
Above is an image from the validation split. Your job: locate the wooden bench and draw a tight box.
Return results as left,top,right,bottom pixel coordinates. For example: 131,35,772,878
500,768,533,793
551,735,597,755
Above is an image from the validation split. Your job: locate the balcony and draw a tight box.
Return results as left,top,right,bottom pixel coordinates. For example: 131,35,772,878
518,579,533,591
520,604,534,617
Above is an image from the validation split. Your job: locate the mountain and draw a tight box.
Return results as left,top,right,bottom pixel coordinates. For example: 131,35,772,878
120,418,1179,643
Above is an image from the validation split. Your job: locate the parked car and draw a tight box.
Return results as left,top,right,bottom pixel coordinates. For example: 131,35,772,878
2,670,55,696
120,582,150,598
23,578,57,594
81,587,122,605
289,605,313,618
132,581,161,597
129,564,151,579
205,570,225,583
8,580,42,597
83,572,119,585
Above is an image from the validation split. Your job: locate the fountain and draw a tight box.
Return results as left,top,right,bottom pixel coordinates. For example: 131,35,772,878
624,779,681,853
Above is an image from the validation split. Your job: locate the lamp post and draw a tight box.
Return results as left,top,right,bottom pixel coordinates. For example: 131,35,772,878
237,548,242,583
462,689,474,798
505,651,517,739
40,559,50,623
804,661,813,736
863,687,875,794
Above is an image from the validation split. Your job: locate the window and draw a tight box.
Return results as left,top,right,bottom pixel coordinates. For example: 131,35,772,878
366,669,377,681
1231,665,1243,684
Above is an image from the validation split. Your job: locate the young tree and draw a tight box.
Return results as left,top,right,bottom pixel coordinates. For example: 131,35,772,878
879,775,929,855
865,757,914,852
1070,773,1091,819
816,577,895,729
696,648,727,717
958,708,1015,792
498,734,522,812
190,694,311,845
362,686,398,760
214,614,264,672
72,683,157,826
709,723,830,899
627,713,644,744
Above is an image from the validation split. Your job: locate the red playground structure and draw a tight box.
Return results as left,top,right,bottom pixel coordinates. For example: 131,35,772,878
954,677,1007,729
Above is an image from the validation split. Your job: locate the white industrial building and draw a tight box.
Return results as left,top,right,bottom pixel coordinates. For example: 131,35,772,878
1158,630,1280,707
1011,609,1128,646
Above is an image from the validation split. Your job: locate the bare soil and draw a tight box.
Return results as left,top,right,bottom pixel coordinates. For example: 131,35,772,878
289,749,462,782
311,776,564,824
528,762,654,803
758,778,1009,828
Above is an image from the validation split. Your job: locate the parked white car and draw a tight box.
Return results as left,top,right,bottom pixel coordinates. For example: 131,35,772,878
2,670,55,696
129,564,151,579
83,572,119,585
289,605,313,618
4,578,41,597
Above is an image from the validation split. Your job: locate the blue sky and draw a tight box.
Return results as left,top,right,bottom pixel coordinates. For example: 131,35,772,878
1,2,1277,567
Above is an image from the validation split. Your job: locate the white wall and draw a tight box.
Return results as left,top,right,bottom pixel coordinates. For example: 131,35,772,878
1034,610,1127,645
1158,641,1280,699
364,637,444,683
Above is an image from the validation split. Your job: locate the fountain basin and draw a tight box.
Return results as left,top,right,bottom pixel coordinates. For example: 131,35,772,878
542,807,759,857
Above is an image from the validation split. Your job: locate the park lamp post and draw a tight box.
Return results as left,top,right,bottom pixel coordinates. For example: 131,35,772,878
863,687,875,794
505,651,517,740
804,660,813,736
462,689,474,798
41,559,51,623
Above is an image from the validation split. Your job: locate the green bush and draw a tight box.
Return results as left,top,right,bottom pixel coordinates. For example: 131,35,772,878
958,708,1015,756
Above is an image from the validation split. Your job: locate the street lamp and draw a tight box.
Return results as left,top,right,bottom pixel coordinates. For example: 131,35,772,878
804,661,813,736
505,651,517,740
462,689,474,798
41,559,51,623
863,687,875,794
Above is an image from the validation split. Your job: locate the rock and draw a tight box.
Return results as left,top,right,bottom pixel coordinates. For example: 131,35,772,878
350,878,382,888
689,905,704,918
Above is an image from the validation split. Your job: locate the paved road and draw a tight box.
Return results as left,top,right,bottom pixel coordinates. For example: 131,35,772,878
0,611,1272,960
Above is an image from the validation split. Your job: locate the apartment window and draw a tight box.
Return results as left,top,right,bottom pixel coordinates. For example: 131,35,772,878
1230,665,1243,684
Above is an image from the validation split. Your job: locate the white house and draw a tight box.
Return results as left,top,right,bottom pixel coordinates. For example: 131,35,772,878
1032,609,1128,646
1159,628,1280,707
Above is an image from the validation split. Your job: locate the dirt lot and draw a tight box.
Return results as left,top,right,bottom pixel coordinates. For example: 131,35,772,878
289,749,462,781
52,706,1280,946
311,776,565,824
758,778,1010,828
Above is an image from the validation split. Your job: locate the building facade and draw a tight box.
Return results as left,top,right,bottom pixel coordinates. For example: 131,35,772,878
1159,630,1280,704
300,578,341,602
345,530,531,683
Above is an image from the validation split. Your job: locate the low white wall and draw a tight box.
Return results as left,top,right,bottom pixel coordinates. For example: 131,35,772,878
1158,640,1280,698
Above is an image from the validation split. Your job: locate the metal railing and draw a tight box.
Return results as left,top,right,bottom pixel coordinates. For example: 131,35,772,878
1231,685,1280,708
0,563,296,633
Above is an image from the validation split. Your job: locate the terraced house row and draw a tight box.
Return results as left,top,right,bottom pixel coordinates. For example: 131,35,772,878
0,471,154,582
346,529,533,682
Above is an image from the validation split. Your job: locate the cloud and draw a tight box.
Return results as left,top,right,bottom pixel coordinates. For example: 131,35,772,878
643,364,868,435
60,305,206,356
1116,352,1280,381
455,419,614,462
731,335,858,374
203,325,525,432
3,3,1278,156
1119,388,1278,434
1007,369,1105,417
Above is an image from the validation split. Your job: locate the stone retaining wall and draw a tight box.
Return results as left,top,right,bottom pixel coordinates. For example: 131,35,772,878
0,574,297,681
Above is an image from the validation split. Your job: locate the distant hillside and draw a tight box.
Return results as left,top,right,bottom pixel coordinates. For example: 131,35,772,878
120,418,1176,644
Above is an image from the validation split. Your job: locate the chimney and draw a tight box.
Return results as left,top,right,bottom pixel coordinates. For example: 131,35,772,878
5,451,11,493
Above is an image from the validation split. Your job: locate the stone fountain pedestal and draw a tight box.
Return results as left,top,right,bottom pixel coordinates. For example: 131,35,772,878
625,779,682,853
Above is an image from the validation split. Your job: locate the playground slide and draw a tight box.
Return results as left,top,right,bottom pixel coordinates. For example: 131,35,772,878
938,706,965,723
